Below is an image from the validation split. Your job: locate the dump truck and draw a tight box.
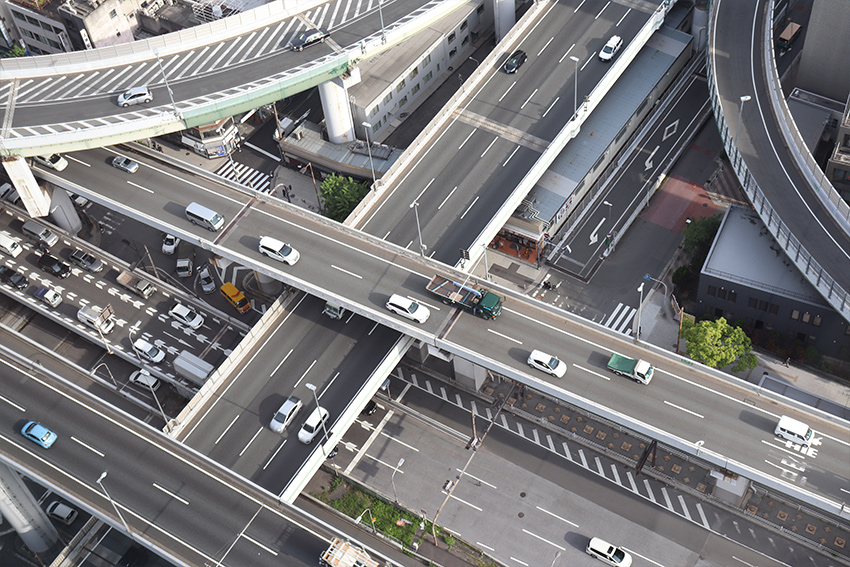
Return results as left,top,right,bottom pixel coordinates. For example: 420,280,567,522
116,269,157,299
320,538,380,567
426,275,503,319
607,353,654,384
173,350,215,386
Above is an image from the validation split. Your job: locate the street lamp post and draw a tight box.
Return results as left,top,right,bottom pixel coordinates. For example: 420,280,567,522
643,273,669,303
129,323,142,362
733,95,751,165
377,0,386,44
635,283,644,343
355,507,377,534
468,56,479,65
362,122,377,192
96,472,134,541
410,200,426,257
570,56,580,117
152,48,180,118
391,457,405,503
305,383,330,454
92,363,117,387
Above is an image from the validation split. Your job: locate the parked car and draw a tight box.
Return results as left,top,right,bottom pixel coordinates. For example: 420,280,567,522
168,303,204,329
162,234,180,255
33,285,62,307
527,349,567,378
385,294,430,323
129,369,161,392
0,266,28,289
503,49,527,73
198,265,216,295
599,35,623,61
46,501,78,525
21,421,57,448
37,254,71,279
69,248,104,273
117,86,152,107
33,154,68,171
112,156,139,174
290,27,329,51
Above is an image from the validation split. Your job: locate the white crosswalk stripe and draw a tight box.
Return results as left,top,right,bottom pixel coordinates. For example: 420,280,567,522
603,303,636,335
214,161,271,193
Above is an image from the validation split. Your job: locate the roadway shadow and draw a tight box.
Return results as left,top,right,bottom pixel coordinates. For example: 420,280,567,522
739,409,776,436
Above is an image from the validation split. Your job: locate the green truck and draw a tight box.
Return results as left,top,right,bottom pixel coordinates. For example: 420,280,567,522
607,353,654,384
426,275,503,319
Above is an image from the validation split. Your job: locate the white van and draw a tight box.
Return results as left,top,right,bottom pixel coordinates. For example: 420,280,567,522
298,406,329,444
133,338,166,364
77,305,115,334
775,415,814,447
258,236,300,265
22,219,59,248
0,231,23,257
185,202,224,231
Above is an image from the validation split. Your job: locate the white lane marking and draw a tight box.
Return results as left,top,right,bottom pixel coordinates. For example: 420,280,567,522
578,449,588,468
616,8,631,26
263,440,287,470
558,43,576,63
377,431,419,452
456,469,496,489
520,88,538,109
480,137,497,158
696,503,710,527
438,186,457,209
271,348,293,376
241,533,278,556
522,528,565,551
414,178,435,203
458,130,475,149
731,556,758,567
153,483,189,505
562,441,571,461
499,81,516,102
0,395,26,412
330,265,362,279
477,542,494,551
510,558,528,566
460,195,479,219
537,37,554,56
595,1,609,19
624,548,665,567
503,145,520,167
215,415,239,445
610,464,621,485
661,487,673,509
293,360,317,389
643,479,656,502
440,386,448,400
678,495,692,521
594,456,604,475
535,506,579,527
368,322,380,335
542,96,560,118
663,400,704,419
448,493,481,511
486,328,522,344
126,182,153,194
322,372,340,399
71,436,104,457
626,471,638,492
240,427,263,456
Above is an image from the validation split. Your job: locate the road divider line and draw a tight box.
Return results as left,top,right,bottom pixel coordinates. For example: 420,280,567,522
486,328,522,344
240,427,262,456
330,265,362,279
71,436,104,457
448,493,482,511
293,360,317,389
153,483,189,505
263,440,287,470
0,394,26,412
215,415,239,445
521,528,565,551
535,506,579,527
460,195,479,219
663,400,704,419
509,557,528,566
457,469,497,489
241,533,278,556
438,186,457,210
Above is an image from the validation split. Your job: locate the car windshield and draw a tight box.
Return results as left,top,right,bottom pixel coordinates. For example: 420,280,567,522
408,302,419,313
612,548,625,561
548,356,560,369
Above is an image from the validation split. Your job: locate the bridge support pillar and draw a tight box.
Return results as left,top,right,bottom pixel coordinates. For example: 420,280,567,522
0,463,60,552
319,77,356,144
493,0,516,43
255,271,285,296
2,157,83,234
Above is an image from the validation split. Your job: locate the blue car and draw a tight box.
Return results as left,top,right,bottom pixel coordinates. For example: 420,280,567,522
22,421,57,448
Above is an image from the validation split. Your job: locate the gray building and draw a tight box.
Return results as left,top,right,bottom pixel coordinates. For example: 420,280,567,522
697,206,849,359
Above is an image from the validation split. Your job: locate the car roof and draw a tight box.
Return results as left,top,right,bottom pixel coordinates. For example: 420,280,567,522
389,294,414,307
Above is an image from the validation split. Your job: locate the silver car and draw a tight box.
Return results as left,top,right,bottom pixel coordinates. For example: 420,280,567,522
112,156,139,174
270,396,303,433
117,86,152,107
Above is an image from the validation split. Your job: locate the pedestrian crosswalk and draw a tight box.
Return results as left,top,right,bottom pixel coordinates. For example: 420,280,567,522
603,303,635,335
213,161,271,193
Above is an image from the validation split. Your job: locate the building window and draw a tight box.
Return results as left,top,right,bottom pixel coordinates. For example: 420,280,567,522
801,312,811,323
396,79,406,92
449,48,457,59
727,290,737,303
707,286,717,297
40,21,53,32
812,315,822,327
399,95,408,107
461,35,469,46
109,9,117,18
421,54,431,67
12,10,25,21
369,106,379,117
717,288,727,300
461,20,468,31
26,15,39,26
747,297,757,308
768,304,778,315
758,300,768,311
423,71,433,83
411,83,420,95
409,67,418,79
373,119,381,129
448,32,456,43
383,92,393,105
477,5,484,14
790,309,800,320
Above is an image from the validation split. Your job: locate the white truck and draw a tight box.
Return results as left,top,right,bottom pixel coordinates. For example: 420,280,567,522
116,269,157,299
173,350,214,386
320,538,380,567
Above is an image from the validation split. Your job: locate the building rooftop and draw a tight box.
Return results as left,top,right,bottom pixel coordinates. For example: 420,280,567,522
702,206,827,306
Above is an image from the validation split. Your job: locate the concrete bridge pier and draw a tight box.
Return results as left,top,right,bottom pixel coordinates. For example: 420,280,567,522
0,463,60,553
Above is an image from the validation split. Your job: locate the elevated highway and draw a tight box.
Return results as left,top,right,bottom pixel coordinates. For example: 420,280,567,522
709,0,850,321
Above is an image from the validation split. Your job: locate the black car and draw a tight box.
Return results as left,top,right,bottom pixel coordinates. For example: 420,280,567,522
503,50,527,74
290,27,329,51
0,266,28,289
37,254,71,279
361,400,377,416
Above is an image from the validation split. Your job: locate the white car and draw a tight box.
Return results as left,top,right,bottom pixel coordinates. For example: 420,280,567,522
129,369,161,392
117,86,152,107
298,406,329,444
133,338,166,364
168,303,204,329
386,294,430,323
270,396,303,433
198,265,217,295
586,537,632,567
34,154,68,171
162,234,180,255
527,349,567,378
258,236,300,265
46,501,78,525
599,35,623,61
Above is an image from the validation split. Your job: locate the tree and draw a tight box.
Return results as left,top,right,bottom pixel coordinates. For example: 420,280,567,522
682,214,722,264
318,175,368,222
683,317,758,372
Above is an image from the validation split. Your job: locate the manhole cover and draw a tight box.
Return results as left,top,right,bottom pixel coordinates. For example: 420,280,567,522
520,492,526,498
518,512,524,518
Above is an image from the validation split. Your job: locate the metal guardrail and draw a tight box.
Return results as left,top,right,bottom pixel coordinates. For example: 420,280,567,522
706,0,850,322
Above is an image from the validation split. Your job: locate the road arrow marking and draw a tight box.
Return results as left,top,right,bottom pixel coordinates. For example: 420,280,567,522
589,217,606,245
644,145,659,171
